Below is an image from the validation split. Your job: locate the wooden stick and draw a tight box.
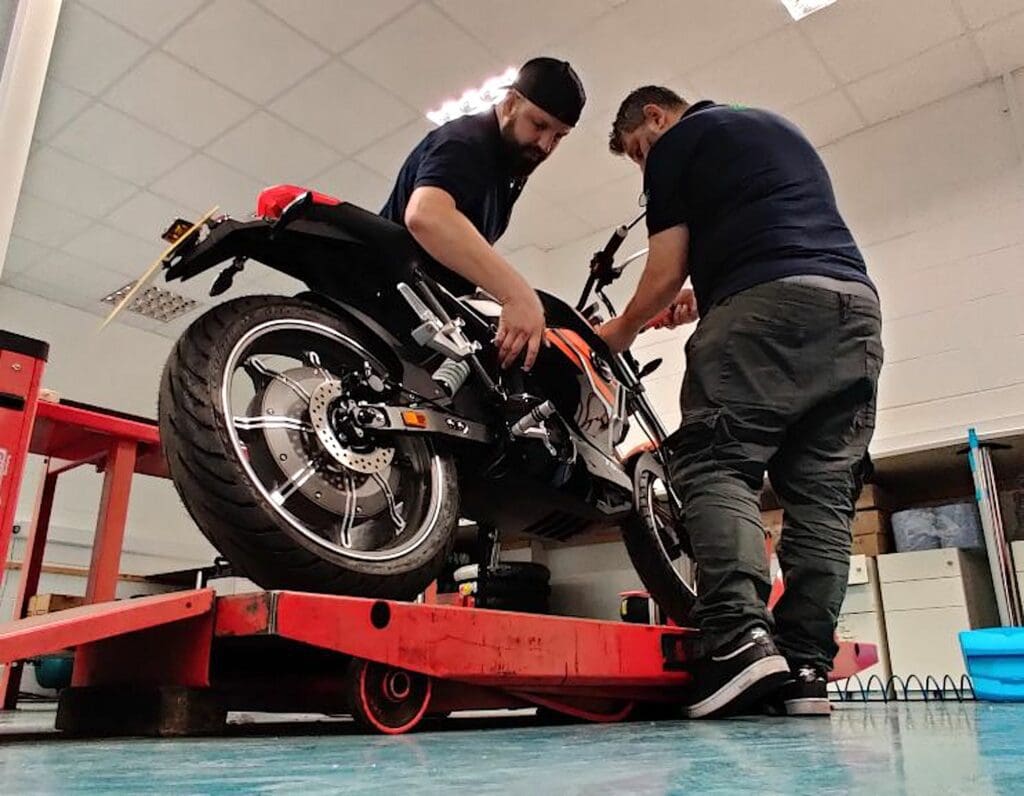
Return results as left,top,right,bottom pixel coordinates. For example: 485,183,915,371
99,205,219,330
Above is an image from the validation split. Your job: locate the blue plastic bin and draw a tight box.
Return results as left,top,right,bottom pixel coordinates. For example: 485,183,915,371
959,628,1024,701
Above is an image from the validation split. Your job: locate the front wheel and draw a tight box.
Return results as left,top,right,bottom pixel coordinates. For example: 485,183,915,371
158,296,459,598
622,453,697,624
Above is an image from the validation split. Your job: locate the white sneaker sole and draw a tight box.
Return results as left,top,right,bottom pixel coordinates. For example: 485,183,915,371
784,696,831,716
686,655,790,719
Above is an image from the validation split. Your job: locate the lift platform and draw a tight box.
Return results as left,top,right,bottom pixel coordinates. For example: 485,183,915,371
0,330,877,735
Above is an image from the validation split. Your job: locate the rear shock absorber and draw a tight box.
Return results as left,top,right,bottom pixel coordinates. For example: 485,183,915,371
432,358,472,397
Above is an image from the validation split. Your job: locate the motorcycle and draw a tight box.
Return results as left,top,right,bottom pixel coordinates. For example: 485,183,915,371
153,184,696,621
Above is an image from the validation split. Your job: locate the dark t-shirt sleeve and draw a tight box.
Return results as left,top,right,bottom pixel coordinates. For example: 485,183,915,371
412,138,489,215
643,134,691,236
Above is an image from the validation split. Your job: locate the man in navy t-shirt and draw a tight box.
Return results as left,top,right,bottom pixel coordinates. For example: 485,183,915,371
381,57,585,371
599,86,883,719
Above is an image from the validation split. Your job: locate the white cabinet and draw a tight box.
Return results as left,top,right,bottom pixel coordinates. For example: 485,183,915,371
834,554,891,693
877,549,998,683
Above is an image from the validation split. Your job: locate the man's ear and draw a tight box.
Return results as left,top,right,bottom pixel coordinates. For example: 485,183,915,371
642,103,665,127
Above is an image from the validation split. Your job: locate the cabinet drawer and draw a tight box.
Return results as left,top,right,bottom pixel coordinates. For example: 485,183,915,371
881,577,965,611
878,549,963,582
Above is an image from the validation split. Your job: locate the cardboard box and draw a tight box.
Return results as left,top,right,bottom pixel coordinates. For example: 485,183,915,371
856,484,892,512
852,533,892,557
761,509,783,546
27,594,85,616
852,509,890,537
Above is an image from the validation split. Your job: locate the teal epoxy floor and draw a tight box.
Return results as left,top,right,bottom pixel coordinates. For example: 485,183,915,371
2,703,1023,794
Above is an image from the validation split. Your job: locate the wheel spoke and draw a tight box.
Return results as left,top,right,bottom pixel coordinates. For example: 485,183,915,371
372,472,407,534
245,356,311,402
339,471,358,548
269,458,320,506
234,415,313,433
304,349,330,380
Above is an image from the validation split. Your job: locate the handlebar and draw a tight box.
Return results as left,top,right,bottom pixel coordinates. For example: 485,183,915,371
575,211,646,311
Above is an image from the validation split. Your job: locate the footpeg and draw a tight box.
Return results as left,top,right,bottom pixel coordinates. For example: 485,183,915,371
397,282,480,360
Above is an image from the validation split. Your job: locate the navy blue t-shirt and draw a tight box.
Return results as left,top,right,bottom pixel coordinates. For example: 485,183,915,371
381,109,525,294
644,101,874,315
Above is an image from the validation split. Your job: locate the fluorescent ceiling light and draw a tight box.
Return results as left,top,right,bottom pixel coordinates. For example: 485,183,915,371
779,0,837,20
426,67,518,126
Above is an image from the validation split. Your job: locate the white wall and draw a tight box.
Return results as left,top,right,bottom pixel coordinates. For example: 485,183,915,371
0,285,217,575
526,71,1024,457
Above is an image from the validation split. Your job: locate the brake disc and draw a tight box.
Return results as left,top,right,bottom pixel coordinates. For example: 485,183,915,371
308,379,394,475
256,367,392,516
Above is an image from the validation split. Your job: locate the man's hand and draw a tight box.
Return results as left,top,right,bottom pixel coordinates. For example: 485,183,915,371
597,316,639,353
495,287,546,370
642,287,698,331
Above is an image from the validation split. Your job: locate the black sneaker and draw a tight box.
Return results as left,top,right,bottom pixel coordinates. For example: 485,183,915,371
684,627,791,719
776,665,831,716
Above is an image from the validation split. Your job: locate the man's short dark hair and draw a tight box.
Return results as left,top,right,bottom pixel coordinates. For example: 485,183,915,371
609,86,687,155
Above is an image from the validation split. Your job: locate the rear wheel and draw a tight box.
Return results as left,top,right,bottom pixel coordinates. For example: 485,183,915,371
622,454,697,625
158,296,459,598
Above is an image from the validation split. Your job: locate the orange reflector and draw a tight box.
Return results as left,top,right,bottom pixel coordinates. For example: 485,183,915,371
401,410,429,428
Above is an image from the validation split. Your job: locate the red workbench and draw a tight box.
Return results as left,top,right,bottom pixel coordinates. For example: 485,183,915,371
0,329,167,707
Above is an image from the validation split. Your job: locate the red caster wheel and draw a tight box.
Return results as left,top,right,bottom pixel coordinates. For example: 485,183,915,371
346,658,433,734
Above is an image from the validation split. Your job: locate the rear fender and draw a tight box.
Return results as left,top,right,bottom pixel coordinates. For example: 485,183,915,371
297,292,441,402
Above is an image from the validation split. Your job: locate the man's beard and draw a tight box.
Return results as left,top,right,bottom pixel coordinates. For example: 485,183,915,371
499,125,547,176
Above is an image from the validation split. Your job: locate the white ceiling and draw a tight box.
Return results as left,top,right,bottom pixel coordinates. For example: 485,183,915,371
3,0,1024,336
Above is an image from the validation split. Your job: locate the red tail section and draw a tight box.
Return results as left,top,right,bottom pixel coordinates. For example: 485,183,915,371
256,184,341,220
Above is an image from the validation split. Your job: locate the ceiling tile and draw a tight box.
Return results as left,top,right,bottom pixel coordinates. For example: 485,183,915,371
22,147,138,217
353,118,433,179
974,12,1024,74
149,154,265,218
32,81,91,141
257,0,416,53
800,0,964,82
567,174,644,231
500,191,592,251
436,0,608,61
11,193,95,246
848,37,987,124
50,103,192,185
1,236,50,276
610,0,792,76
689,27,835,111
10,249,129,306
104,51,255,147
557,13,674,117
270,61,415,154
527,127,635,203
164,0,329,103
62,223,162,277
343,3,499,110
956,0,1024,28
2,270,94,311
311,160,392,212
208,111,341,184
78,0,205,42
48,2,149,94
106,191,203,242
788,90,863,147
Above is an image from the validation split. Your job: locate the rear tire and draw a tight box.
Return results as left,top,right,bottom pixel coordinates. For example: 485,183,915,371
622,454,697,625
158,296,459,598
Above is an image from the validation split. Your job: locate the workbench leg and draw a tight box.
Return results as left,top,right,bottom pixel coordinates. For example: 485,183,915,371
83,440,137,604
0,462,58,709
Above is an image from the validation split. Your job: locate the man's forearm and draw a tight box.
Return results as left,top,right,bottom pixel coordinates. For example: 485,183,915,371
407,197,530,303
618,226,690,333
